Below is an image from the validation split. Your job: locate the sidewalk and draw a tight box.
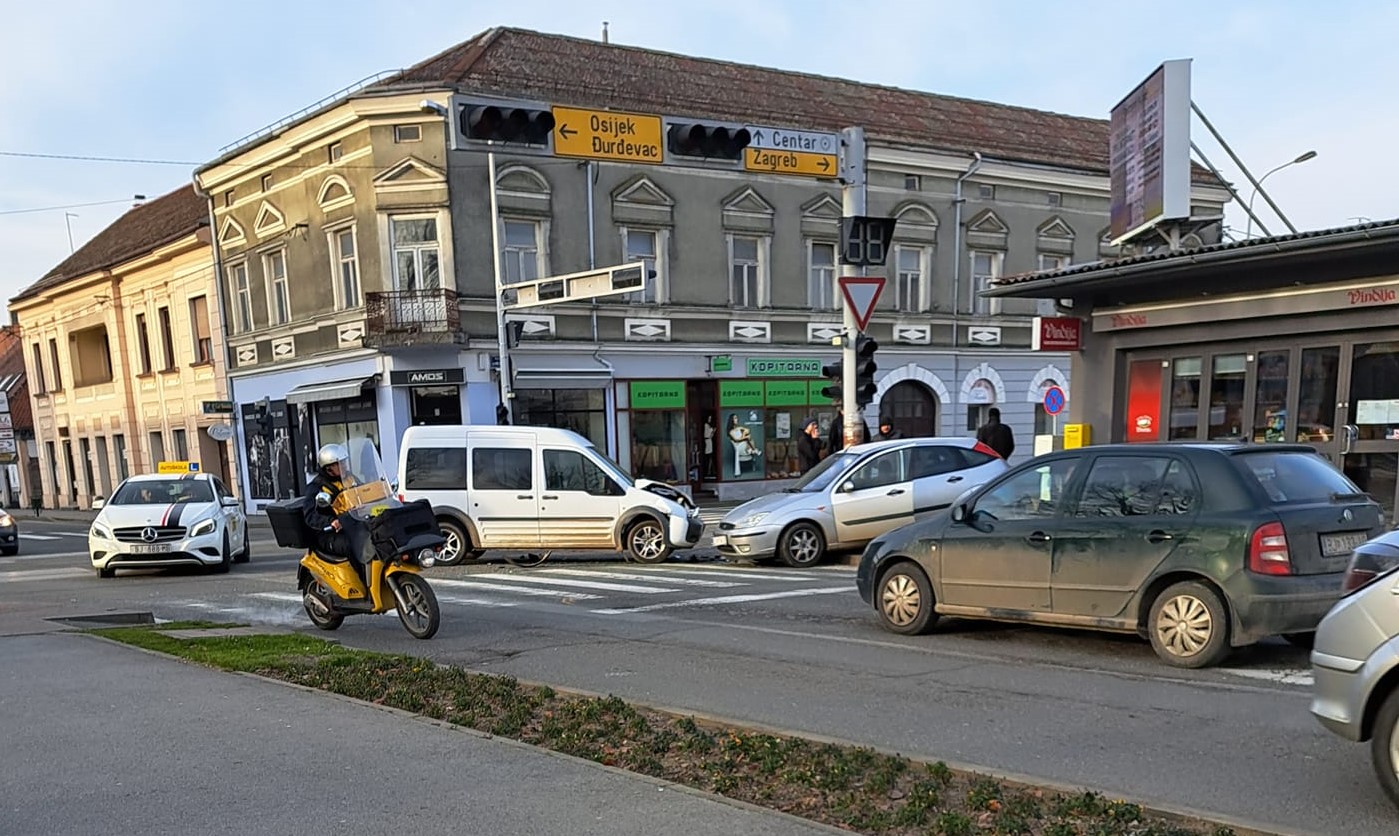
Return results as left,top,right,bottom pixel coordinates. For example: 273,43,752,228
0,619,839,836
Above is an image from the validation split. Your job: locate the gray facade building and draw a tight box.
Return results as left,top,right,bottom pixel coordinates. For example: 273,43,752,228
195,27,1230,508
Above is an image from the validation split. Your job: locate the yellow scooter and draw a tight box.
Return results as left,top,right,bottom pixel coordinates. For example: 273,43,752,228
268,438,444,639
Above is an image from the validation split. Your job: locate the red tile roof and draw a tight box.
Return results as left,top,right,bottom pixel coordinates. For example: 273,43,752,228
0,328,32,430
380,27,1216,182
11,185,207,304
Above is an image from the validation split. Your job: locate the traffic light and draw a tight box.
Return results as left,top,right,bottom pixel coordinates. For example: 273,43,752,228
666,122,752,160
496,403,510,425
461,104,555,145
820,360,842,403
854,335,878,408
840,216,899,267
251,405,273,438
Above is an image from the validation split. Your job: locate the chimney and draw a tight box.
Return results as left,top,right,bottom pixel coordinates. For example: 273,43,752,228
601,21,609,44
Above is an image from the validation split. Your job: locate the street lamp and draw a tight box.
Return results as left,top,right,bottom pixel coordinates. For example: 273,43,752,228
1246,150,1317,238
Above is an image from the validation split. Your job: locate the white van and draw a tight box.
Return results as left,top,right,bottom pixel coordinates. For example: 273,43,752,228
397,425,703,565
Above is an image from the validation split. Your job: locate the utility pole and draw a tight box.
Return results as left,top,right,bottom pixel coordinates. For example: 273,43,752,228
487,149,513,424
838,127,865,448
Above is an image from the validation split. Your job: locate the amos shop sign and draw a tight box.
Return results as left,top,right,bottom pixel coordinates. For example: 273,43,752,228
1032,316,1083,351
389,368,465,386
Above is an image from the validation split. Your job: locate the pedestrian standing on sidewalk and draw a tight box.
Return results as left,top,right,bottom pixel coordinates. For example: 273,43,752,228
976,407,1016,460
797,418,824,474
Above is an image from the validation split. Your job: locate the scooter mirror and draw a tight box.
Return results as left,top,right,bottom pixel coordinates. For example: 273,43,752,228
315,491,333,509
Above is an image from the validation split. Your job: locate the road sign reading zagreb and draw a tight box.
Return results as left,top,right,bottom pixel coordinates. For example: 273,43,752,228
552,106,663,164
743,125,839,178
839,276,886,332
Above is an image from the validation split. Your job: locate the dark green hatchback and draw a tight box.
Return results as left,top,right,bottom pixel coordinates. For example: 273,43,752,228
856,443,1384,668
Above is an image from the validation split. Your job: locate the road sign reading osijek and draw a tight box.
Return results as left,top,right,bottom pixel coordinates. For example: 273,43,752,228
551,106,663,164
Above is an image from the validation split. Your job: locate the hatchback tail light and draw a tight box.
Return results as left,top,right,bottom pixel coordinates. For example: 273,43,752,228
973,441,1001,459
1249,521,1293,575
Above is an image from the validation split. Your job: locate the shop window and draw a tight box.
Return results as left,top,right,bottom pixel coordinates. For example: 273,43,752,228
1169,357,1201,439
1253,350,1290,442
1298,347,1339,443
515,389,607,450
632,411,686,483
544,449,623,496
1350,343,1399,442
762,410,803,479
314,397,379,452
1208,354,1246,440
410,386,462,426
471,448,532,491
404,447,467,490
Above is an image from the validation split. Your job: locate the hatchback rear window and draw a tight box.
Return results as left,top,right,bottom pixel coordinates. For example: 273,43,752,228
1234,451,1363,503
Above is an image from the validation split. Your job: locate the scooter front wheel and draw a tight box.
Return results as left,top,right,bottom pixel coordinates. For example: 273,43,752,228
303,580,344,631
394,574,440,640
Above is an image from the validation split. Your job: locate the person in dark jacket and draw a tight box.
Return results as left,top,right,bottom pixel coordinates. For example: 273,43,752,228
827,409,872,453
875,415,904,441
797,418,824,473
303,443,354,559
976,407,1016,460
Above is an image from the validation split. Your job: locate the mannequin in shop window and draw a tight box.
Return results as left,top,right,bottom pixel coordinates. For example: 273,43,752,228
728,414,761,474
703,414,717,478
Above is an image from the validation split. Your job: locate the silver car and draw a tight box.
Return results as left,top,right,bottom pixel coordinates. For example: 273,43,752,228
713,437,1008,567
1310,529,1399,808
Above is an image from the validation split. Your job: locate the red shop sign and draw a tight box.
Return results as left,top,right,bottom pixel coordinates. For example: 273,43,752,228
1032,316,1082,351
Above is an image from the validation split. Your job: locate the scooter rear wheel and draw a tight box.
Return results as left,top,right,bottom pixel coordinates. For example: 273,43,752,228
303,580,344,631
395,574,440,640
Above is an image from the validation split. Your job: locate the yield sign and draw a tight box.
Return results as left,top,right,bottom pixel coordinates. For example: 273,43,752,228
839,276,886,332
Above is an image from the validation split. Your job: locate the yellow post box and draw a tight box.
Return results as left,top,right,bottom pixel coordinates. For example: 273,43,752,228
1062,423,1090,449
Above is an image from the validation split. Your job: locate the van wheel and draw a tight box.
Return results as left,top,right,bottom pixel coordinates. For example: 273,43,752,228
625,517,671,564
778,522,826,568
1148,581,1230,668
434,519,478,567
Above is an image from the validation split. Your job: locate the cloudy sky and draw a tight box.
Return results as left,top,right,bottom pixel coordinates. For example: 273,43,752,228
1,0,1393,316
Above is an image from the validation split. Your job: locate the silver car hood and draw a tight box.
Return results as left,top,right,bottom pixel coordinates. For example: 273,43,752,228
722,491,817,522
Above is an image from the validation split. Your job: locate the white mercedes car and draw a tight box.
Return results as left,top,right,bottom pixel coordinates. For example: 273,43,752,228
89,473,249,578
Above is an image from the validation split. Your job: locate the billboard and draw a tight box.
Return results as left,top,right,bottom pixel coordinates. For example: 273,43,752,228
1109,59,1192,244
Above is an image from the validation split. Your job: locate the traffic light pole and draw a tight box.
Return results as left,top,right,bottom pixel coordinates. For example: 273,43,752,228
839,127,866,448
487,149,514,424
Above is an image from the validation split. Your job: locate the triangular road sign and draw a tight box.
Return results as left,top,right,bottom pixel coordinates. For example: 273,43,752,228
839,276,886,332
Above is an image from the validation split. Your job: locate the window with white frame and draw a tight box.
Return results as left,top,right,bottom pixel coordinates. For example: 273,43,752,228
894,245,926,312
730,235,762,308
331,227,360,308
264,249,290,325
390,216,441,291
623,228,660,303
501,220,542,285
807,241,836,309
971,251,1003,315
1038,253,1068,272
227,262,253,332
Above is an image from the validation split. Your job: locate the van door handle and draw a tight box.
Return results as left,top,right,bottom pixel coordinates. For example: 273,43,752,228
1146,530,1173,543
887,488,905,496
517,494,533,500
542,495,559,501
947,476,964,483
1027,532,1052,544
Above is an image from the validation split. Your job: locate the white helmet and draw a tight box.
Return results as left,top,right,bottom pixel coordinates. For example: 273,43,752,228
317,443,348,469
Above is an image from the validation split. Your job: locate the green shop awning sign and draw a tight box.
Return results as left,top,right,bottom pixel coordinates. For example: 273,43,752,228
630,381,686,409
746,357,822,378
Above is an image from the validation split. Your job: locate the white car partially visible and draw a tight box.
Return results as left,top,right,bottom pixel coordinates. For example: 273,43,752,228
89,473,249,578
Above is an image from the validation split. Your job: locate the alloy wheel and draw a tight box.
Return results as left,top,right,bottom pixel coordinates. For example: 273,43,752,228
629,522,665,562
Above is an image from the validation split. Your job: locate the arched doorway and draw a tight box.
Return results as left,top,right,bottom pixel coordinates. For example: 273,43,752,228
881,381,937,438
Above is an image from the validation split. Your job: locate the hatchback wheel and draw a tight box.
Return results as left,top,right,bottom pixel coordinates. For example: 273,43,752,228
1147,581,1230,668
876,562,938,635
1370,687,1399,809
778,522,826,568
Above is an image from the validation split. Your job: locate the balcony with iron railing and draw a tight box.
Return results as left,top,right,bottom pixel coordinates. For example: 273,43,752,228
364,288,465,349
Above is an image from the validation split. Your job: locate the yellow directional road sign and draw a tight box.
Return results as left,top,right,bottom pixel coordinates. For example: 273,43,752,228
552,106,663,164
744,147,838,178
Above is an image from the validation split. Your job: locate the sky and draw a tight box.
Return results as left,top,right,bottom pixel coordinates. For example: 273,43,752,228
2,0,1395,319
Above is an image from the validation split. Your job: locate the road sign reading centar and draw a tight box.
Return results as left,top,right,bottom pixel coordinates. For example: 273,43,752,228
552,106,663,164
743,125,839,178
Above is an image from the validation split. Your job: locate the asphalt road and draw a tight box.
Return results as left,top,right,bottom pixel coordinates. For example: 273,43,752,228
2,518,1390,835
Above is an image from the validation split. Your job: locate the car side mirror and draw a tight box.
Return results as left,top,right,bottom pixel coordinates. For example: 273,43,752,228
950,503,969,523
315,491,333,509
91,498,105,510
220,496,239,507
841,480,856,493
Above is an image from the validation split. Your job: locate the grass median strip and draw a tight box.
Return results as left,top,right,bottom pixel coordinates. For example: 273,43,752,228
96,623,1242,836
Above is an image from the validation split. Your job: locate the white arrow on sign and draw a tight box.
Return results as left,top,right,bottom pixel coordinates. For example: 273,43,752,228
744,125,838,153
839,276,886,332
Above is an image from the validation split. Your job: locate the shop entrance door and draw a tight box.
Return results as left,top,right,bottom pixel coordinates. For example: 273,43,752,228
1340,341,1399,525
687,380,717,489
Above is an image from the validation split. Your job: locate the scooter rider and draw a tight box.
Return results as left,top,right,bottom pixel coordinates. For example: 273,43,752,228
303,444,356,560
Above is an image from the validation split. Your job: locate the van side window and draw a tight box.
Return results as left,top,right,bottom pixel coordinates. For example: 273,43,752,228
405,447,467,490
544,449,620,496
471,447,532,491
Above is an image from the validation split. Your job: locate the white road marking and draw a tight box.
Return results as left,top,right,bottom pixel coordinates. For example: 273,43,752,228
431,578,603,600
20,534,60,541
1,550,92,562
250,590,519,609
0,567,92,582
622,566,840,582
532,567,744,588
1219,668,1314,686
460,574,678,595
591,585,853,614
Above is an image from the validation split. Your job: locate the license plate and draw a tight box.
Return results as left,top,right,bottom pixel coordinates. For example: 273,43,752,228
711,535,728,547
1320,531,1369,557
129,544,171,554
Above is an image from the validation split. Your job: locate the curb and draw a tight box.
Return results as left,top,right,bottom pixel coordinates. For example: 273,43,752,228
88,627,1301,836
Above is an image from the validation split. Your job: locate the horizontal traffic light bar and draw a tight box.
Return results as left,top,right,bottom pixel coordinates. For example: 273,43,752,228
504,262,655,310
